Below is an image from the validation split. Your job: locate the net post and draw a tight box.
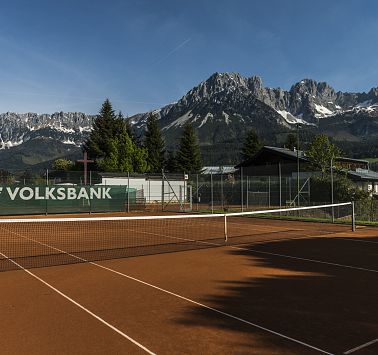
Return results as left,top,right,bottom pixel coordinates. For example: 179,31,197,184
224,214,228,242
352,201,356,232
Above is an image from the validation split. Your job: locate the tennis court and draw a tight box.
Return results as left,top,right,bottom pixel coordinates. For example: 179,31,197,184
0,203,377,354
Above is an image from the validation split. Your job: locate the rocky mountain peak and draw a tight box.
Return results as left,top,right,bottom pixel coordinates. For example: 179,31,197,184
368,87,378,100
290,79,336,100
199,72,249,94
0,111,93,150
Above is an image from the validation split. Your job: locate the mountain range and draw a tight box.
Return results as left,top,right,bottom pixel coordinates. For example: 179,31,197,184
1,72,378,169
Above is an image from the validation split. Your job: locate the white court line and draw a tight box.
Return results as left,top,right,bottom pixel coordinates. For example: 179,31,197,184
2,228,333,354
343,338,378,354
0,250,155,355
98,226,378,274
234,246,378,274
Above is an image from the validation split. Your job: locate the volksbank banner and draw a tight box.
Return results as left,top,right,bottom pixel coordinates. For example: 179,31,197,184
2,186,112,201
0,185,136,215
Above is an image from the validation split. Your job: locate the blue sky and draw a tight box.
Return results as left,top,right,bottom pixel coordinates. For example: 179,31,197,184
0,0,377,115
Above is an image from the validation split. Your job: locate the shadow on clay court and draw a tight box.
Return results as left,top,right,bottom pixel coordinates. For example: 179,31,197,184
175,234,378,354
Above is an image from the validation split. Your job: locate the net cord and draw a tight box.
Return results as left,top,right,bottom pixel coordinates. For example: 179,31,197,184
0,202,352,224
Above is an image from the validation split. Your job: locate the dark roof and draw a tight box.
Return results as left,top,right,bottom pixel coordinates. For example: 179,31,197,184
202,166,237,174
98,172,186,180
336,157,369,164
347,169,378,182
235,146,310,168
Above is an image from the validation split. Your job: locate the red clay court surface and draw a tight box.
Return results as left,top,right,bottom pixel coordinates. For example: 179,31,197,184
0,215,377,355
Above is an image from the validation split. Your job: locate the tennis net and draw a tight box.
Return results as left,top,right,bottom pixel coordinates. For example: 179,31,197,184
0,202,354,272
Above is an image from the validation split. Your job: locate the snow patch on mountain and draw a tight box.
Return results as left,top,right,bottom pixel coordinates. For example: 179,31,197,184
0,138,24,149
199,113,214,128
314,104,335,118
277,110,314,126
62,139,79,146
163,110,192,130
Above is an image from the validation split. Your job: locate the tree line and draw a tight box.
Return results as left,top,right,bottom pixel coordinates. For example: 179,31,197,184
82,99,203,174
51,98,370,187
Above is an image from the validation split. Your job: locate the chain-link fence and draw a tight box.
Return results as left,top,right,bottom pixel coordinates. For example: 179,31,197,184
0,168,377,224
189,172,312,213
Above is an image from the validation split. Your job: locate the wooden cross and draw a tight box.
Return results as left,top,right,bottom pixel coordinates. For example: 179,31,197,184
77,151,94,185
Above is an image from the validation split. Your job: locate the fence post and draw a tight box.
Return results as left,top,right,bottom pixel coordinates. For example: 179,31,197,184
161,169,165,211
189,185,192,211
221,170,224,210
352,201,356,232
210,171,214,214
268,176,271,207
184,176,187,211
241,167,244,212
89,184,92,215
127,171,130,213
246,176,249,210
279,162,282,208
149,178,151,204
308,178,311,204
196,174,199,211
45,169,48,215
331,158,334,222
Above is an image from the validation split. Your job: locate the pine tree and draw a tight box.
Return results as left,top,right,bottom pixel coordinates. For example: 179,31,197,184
117,111,136,144
284,133,297,150
165,150,177,173
176,123,202,173
84,99,118,159
87,100,149,173
241,129,263,160
144,112,165,172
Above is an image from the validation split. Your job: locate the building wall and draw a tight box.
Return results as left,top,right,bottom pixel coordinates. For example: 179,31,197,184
99,177,187,203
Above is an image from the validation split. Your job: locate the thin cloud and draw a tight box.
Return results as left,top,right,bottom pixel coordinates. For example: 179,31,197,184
153,37,191,65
